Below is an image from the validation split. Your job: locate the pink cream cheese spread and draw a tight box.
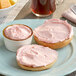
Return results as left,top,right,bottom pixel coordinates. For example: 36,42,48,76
34,19,73,43
4,24,32,40
16,45,58,67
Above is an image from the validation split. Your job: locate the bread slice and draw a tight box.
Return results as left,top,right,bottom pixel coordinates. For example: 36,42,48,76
34,36,73,49
1,0,11,9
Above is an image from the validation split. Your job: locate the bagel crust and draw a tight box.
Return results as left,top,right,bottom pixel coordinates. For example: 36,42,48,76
34,36,73,49
17,59,57,71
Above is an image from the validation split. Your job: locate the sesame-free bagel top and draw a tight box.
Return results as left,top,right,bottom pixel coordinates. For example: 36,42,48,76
34,19,73,43
16,45,58,67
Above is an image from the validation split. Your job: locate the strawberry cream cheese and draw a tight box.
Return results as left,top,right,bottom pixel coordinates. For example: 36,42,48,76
34,19,73,43
4,24,32,41
17,45,58,67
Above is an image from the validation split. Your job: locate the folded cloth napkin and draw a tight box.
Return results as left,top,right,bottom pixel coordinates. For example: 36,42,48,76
62,4,76,24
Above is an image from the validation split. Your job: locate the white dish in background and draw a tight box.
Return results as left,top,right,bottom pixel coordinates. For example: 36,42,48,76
0,1,17,18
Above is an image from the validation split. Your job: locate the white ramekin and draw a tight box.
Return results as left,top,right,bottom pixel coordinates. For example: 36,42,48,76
3,24,33,52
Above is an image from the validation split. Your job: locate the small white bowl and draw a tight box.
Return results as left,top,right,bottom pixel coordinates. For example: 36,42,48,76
0,2,17,18
3,24,33,52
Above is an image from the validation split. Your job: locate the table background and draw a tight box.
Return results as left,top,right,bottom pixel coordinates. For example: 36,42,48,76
0,0,76,76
